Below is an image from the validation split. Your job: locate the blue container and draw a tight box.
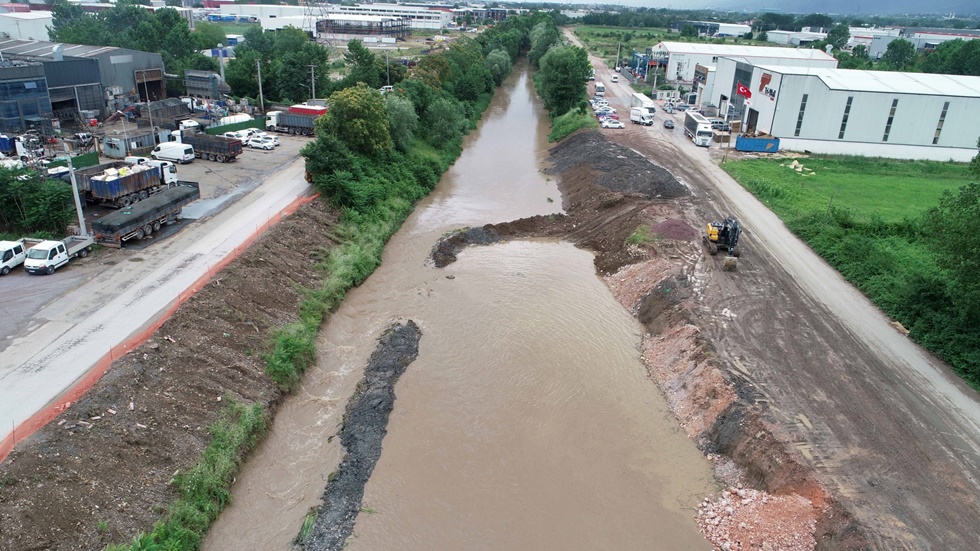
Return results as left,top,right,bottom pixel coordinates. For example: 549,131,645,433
735,136,780,153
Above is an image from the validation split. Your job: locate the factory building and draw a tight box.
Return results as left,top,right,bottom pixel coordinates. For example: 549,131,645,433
736,66,980,161
649,42,837,84
672,20,751,38
218,3,452,32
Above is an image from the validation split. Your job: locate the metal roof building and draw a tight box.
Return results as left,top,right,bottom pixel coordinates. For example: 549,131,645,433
0,39,165,122
740,66,980,161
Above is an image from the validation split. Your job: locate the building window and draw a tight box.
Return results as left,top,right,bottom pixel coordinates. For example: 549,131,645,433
794,94,808,137
933,101,949,145
883,98,898,142
838,96,853,139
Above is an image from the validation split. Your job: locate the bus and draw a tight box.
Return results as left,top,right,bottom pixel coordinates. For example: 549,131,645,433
595,82,605,97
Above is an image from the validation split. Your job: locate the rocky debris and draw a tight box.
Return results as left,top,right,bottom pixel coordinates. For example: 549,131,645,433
547,130,689,199
696,486,818,551
430,225,503,268
303,320,421,551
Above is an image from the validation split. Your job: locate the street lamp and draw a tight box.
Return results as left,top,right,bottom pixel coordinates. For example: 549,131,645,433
137,69,154,132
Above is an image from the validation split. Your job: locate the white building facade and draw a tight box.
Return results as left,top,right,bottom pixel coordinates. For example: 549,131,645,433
743,66,980,161
0,12,53,42
219,3,451,31
650,42,837,84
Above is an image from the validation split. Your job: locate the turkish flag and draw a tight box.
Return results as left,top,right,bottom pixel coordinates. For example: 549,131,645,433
737,82,752,98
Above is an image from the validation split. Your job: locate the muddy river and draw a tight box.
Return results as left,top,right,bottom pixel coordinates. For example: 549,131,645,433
205,63,716,550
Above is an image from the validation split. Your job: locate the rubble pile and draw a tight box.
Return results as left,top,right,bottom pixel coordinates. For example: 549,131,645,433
695,486,817,551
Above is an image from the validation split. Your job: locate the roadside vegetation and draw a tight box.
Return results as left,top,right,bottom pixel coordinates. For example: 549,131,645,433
723,156,980,388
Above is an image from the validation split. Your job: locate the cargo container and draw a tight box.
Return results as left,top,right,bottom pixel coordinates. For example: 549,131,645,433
171,130,242,162
63,162,167,208
92,182,201,247
265,111,319,136
287,104,328,117
735,135,780,153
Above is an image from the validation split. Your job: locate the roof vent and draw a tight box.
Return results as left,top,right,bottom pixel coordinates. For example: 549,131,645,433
52,44,64,62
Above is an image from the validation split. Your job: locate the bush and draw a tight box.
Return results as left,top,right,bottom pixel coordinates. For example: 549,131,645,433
549,106,597,142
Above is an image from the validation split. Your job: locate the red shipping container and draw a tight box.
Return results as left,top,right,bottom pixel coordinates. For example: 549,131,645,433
287,104,327,116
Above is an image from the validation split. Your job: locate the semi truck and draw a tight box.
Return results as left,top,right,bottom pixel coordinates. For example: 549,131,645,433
92,182,201,247
23,235,95,275
265,105,326,135
684,111,714,147
630,93,656,115
58,161,168,208
170,130,242,162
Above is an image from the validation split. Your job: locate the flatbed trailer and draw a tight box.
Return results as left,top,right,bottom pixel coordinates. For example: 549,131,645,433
91,182,200,247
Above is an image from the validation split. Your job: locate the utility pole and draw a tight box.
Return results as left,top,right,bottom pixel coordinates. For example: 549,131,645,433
217,44,225,82
63,144,88,237
309,64,316,102
386,49,390,86
616,41,621,70
139,69,154,142
256,59,265,113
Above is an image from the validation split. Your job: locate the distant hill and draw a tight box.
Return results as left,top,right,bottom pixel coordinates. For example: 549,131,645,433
706,0,978,16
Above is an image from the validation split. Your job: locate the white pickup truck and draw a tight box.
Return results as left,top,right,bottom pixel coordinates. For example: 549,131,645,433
1,239,27,275
23,235,95,275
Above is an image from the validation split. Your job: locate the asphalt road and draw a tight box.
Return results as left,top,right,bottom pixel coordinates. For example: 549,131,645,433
588,47,980,548
0,135,313,448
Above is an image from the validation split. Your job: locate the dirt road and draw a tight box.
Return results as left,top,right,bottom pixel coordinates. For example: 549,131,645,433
0,143,313,454
593,57,980,547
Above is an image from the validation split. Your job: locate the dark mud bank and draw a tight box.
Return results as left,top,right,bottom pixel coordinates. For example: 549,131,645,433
303,320,422,551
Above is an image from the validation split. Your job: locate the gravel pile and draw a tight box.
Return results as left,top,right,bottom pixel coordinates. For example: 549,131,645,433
548,130,688,199
695,486,817,551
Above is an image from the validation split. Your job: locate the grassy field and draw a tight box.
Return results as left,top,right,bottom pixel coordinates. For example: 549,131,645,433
723,155,980,389
573,25,768,67
723,157,972,223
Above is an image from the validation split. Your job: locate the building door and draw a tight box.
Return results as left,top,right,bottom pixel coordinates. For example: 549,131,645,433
746,108,759,134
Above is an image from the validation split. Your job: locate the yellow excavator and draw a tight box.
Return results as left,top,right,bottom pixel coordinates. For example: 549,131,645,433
704,217,741,271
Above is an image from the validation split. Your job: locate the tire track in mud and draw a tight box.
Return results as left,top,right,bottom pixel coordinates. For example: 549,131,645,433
303,320,421,551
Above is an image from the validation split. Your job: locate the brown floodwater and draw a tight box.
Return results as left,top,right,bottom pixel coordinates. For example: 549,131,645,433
204,62,716,551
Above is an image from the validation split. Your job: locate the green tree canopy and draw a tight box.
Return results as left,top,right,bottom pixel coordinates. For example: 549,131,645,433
537,45,590,116
881,39,916,70
922,182,980,312
485,48,513,86
826,24,850,51
385,94,418,152
192,21,228,51
323,83,391,157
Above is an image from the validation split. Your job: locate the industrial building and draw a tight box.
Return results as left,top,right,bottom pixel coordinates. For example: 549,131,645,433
869,28,980,59
649,42,837,84
735,66,980,161
704,55,840,119
0,11,53,41
672,20,751,38
0,39,165,125
218,3,452,32
0,60,52,134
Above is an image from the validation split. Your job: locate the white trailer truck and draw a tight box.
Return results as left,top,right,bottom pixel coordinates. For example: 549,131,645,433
684,111,714,147
630,93,656,115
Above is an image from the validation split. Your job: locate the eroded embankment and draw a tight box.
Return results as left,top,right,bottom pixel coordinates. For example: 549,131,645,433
0,199,339,550
302,320,421,551
431,130,870,551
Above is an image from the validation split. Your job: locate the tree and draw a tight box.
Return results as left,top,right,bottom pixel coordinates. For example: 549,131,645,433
537,45,591,116
422,97,466,146
322,83,391,157
385,94,417,152
972,137,980,178
0,168,74,235
797,13,834,30
826,24,850,51
343,39,382,89
485,48,512,86
757,31,768,42
922,182,980,309
881,39,916,70
192,21,228,51
680,24,697,38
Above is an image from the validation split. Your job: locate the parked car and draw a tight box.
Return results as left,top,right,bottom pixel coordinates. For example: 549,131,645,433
611,75,619,83
601,119,625,129
598,113,619,121
663,119,675,129
675,103,690,111
595,107,616,115
252,134,280,147
247,137,275,150
710,120,731,132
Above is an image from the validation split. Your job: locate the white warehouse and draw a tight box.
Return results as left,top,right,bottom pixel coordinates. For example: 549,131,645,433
741,66,980,161
650,42,837,83
219,3,452,31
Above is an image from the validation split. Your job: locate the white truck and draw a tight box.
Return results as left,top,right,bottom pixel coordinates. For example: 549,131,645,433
23,235,95,275
124,157,180,186
629,108,653,126
1,239,27,275
630,92,656,115
684,111,714,147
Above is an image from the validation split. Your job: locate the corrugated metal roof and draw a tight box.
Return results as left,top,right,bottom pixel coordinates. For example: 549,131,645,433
755,65,980,97
0,39,121,59
656,41,837,62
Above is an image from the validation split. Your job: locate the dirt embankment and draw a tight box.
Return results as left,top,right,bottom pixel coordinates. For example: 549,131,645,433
303,320,421,551
433,129,870,551
0,200,339,550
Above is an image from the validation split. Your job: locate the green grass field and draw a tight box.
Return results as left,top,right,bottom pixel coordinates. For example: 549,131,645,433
723,156,972,223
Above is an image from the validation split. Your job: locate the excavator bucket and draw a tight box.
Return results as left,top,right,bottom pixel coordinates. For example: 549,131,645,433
722,256,738,271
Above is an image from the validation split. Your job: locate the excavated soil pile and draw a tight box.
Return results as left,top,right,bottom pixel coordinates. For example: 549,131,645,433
547,130,688,199
303,320,421,551
0,199,339,551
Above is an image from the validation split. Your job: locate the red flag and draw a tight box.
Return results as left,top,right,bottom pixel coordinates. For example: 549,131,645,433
736,82,752,98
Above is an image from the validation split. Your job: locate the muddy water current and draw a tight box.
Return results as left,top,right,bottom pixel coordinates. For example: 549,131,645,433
204,64,716,550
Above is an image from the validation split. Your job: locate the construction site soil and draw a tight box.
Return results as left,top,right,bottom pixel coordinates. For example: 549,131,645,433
2,127,930,550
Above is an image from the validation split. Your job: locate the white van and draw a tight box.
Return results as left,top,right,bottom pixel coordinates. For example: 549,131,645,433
151,142,194,164
1,239,27,275
595,82,606,97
